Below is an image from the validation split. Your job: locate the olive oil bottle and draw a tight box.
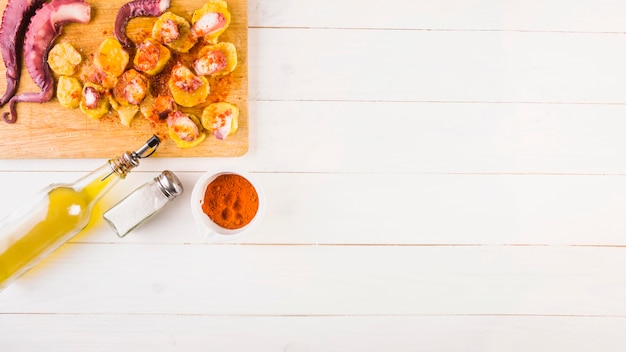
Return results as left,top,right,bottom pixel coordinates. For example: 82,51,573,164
0,136,160,290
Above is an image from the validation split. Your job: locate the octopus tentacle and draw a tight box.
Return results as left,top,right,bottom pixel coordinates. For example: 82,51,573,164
2,83,53,124
2,0,91,124
0,0,47,106
115,0,170,49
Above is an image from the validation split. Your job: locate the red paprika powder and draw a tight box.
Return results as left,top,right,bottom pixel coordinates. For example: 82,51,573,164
201,173,259,229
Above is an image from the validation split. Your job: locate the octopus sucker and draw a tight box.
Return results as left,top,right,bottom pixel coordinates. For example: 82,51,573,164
115,0,171,49
0,0,47,107
2,0,91,124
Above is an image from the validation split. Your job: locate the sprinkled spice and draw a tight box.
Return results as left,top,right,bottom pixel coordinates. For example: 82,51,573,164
201,173,259,229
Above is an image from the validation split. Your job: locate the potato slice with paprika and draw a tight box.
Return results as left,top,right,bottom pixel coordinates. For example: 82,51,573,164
133,38,171,76
168,62,210,107
167,110,206,148
140,93,176,123
201,102,239,140
113,69,149,106
193,42,237,76
56,76,82,109
94,38,130,77
152,12,197,53
79,82,110,119
110,69,149,126
191,0,231,43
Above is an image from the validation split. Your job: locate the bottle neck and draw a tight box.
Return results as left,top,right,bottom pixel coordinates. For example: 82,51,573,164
73,152,140,203
72,163,123,204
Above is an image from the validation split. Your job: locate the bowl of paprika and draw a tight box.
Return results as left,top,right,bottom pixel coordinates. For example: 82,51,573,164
190,169,265,242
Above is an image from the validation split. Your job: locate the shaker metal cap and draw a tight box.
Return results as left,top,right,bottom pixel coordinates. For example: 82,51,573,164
156,170,184,199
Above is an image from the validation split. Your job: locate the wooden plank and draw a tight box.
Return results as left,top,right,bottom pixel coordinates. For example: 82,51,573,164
250,0,626,32
0,0,248,158
4,100,626,174
2,171,626,245
249,29,626,103
245,101,626,174
2,314,626,351
1,245,626,316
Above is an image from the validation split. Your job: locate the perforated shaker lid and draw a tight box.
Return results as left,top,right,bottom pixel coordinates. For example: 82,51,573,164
155,170,184,199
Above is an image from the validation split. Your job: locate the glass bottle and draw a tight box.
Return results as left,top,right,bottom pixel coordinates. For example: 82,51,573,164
0,135,161,290
103,170,184,238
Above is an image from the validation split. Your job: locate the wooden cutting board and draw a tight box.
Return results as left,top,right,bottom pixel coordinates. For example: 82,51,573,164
0,0,247,158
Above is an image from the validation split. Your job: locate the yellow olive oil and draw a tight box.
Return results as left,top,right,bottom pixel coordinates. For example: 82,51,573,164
0,165,119,289
0,135,160,290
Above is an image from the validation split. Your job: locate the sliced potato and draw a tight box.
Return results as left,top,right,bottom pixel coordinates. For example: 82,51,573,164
94,38,129,77
80,59,118,90
133,38,171,75
79,82,110,119
110,69,149,126
139,93,156,120
193,42,237,76
152,12,197,53
141,93,176,123
112,69,149,106
167,111,206,148
201,102,239,140
56,76,82,109
48,42,82,76
191,0,231,43
168,63,210,107
110,96,140,127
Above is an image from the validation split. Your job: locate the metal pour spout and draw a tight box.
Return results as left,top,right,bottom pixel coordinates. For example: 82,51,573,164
109,135,162,178
132,135,161,160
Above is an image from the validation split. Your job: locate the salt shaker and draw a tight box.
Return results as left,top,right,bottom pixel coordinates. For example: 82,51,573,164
103,170,184,237
0,135,160,289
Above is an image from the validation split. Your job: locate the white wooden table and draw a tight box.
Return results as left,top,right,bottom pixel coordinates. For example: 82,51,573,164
3,0,626,350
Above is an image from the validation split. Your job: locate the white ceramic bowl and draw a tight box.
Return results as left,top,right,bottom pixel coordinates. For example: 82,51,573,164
190,169,265,242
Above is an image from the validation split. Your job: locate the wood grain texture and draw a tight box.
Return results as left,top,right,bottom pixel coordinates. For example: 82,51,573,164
1,244,626,316
0,0,248,158
3,171,626,246
4,100,626,174
249,29,626,103
249,0,626,32
3,315,626,351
